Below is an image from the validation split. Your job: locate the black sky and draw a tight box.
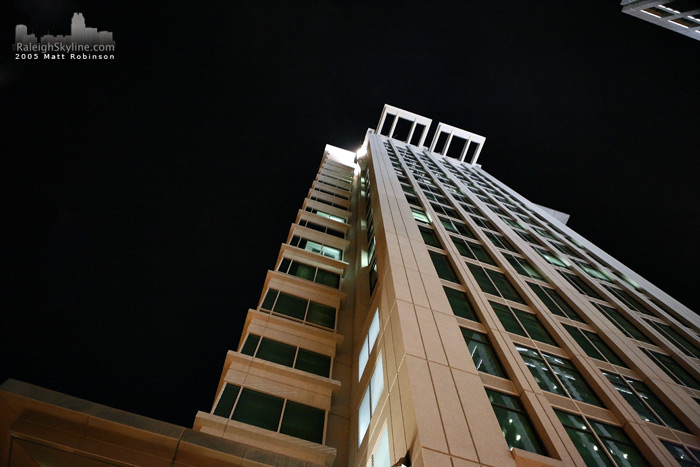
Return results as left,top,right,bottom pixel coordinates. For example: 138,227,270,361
2,2,699,428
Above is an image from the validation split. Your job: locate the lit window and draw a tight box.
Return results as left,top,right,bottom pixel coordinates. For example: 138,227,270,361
487,389,547,455
358,310,380,379
556,410,649,466
358,355,385,446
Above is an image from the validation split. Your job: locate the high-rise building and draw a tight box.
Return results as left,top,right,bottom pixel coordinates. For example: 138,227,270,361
621,0,700,40
2,105,699,466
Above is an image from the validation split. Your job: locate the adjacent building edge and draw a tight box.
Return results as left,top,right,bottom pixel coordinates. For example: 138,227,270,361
2,105,700,467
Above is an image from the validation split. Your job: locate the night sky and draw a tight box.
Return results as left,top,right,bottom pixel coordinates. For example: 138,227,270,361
2,2,699,428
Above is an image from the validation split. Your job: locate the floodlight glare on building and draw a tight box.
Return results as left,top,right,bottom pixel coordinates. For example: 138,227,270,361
2,105,700,466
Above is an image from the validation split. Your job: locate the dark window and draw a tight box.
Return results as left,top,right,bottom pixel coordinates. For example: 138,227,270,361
419,226,441,248
278,258,341,289
602,372,688,432
484,231,518,252
534,247,567,267
644,319,700,359
241,334,331,377
564,325,627,367
603,285,653,316
556,410,649,467
662,441,700,467
516,346,603,407
559,271,602,299
451,236,495,265
260,289,336,330
528,283,584,322
444,287,479,321
429,251,460,283
439,216,476,239
491,301,557,345
215,384,326,444
487,389,547,456
460,328,507,378
503,253,543,280
642,349,700,390
369,258,379,294
468,264,524,303
592,303,652,343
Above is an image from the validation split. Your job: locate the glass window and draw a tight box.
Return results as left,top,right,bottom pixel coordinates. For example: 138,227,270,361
371,426,391,467
260,288,336,330
534,247,567,267
369,258,379,294
644,319,700,359
575,260,611,282
214,383,240,418
279,258,341,289
592,303,652,343
486,389,547,455
439,216,476,239
280,401,325,443
491,301,556,345
516,346,603,406
503,253,544,280
468,264,525,304
358,356,385,446
359,310,380,379
662,441,700,467
411,208,430,224
642,349,700,390
233,388,284,431
485,231,518,252
603,285,653,316
460,328,508,378
602,372,688,432
529,283,584,322
429,251,460,283
556,410,649,467
564,325,627,367
451,236,495,265
419,226,441,248
560,271,602,299
443,286,479,321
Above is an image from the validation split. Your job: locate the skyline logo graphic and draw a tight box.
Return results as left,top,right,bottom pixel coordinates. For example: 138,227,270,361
14,12,116,60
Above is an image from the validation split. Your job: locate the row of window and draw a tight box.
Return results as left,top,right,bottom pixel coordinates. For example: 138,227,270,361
214,384,325,444
289,235,343,261
241,333,331,377
261,288,336,330
278,258,341,289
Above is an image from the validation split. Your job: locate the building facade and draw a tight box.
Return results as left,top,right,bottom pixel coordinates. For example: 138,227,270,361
2,104,699,466
621,0,700,41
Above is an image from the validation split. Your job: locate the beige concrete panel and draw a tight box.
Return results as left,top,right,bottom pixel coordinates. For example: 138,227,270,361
421,279,453,320
239,372,330,409
388,264,413,304
388,391,407,466
396,359,418,453
325,413,348,467
382,320,399,387
427,362,478,461
404,356,449,453
414,305,448,365
433,312,474,373
389,304,407,371
451,368,516,466
397,234,419,272
395,300,427,359
451,459,481,467
511,448,565,467
414,447,453,467
404,268,431,309
330,360,352,419
479,373,516,393
385,231,405,267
